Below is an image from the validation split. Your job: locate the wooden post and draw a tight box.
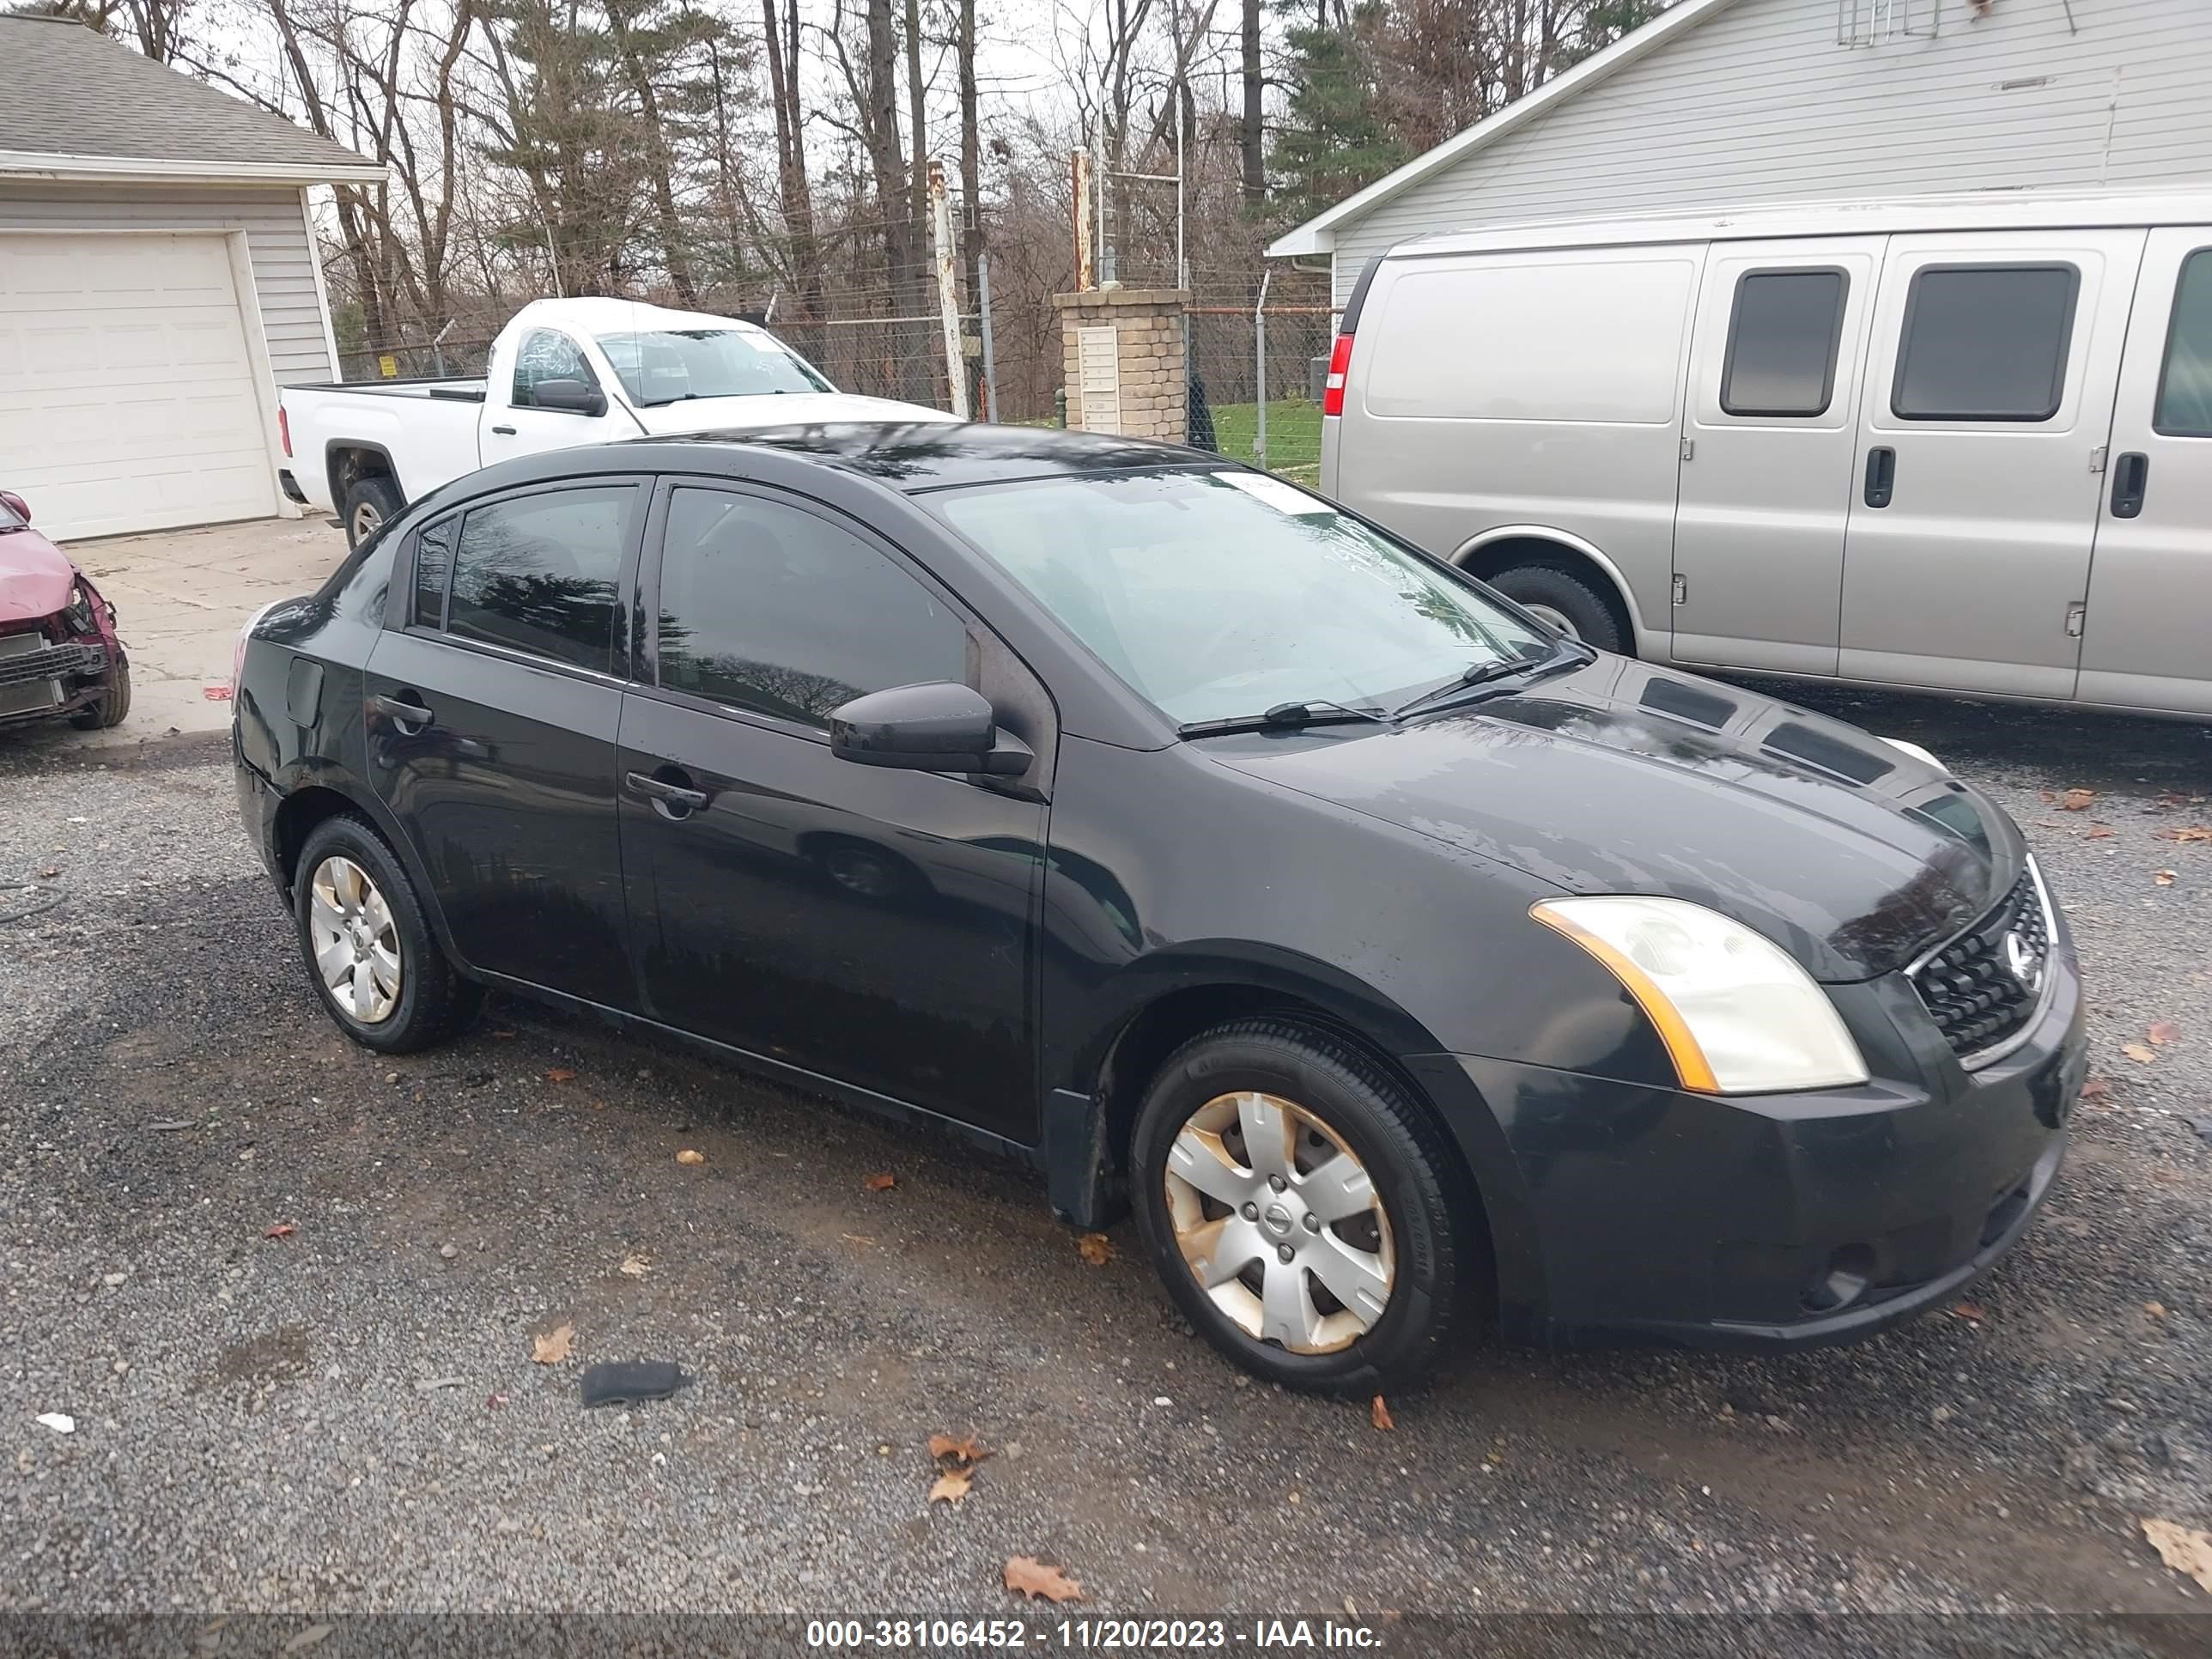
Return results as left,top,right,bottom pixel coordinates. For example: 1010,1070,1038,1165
1071,149,1094,293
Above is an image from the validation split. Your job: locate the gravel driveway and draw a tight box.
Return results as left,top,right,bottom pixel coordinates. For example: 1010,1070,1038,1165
2,689,2208,1641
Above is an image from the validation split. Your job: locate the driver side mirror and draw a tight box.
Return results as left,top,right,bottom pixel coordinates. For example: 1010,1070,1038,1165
0,490,29,523
830,681,1033,776
532,377,607,417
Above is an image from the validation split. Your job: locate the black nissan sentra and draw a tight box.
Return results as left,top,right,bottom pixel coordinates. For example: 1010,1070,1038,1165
234,424,2085,1391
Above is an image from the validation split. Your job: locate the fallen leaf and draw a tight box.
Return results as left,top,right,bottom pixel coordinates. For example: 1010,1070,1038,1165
545,1067,578,1084
2155,825,2212,843
1950,1302,1985,1322
487,1391,509,1408
2080,1076,2111,1099
2083,824,2115,842
264,1223,295,1240
281,1627,332,1654
619,1253,651,1277
929,1467,975,1504
2144,1301,2168,1320
2142,1518,2212,1593
675,1149,705,1166
1075,1233,1114,1267
1370,1394,1395,1431
2148,1020,2181,1046
2123,1043,2157,1065
2155,870,2177,886
863,1172,896,1192
1003,1556,1084,1604
37,866,58,879
532,1322,574,1365
930,1432,994,1466
2057,787,2098,811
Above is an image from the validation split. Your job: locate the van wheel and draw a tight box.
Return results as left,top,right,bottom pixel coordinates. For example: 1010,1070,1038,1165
343,476,404,550
1129,1017,1482,1395
1485,564,1625,653
294,814,482,1053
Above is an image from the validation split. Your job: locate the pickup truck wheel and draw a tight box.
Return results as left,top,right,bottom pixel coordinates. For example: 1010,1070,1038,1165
343,476,404,550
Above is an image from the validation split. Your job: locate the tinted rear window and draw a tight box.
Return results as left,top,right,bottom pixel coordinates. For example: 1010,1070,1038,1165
447,486,634,672
1722,269,1847,418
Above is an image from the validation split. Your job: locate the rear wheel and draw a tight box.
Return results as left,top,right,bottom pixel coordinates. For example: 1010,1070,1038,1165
1130,1017,1483,1394
1483,563,1626,653
294,814,481,1053
342,475,404,550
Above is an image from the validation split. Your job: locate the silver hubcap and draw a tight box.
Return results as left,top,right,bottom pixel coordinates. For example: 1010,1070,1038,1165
1522,602,1581,639
308,855,402,1024
350,501,382,543
1164,1091,1395,1354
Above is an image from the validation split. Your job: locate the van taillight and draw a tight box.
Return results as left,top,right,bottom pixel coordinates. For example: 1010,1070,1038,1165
278,406,292,458
1322,333,1353,417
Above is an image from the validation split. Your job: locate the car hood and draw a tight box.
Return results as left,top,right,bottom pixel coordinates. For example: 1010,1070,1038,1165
0,528,75,626
628,393,960,437
1206,656,2020,981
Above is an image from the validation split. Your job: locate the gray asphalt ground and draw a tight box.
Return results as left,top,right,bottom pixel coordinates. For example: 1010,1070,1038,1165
3,683,2209,1644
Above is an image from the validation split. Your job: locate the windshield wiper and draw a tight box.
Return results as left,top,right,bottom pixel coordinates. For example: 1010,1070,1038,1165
1391,640,1589,720
1177,700,1391,739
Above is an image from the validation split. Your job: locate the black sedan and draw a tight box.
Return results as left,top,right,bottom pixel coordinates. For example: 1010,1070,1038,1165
232,424,2086,1392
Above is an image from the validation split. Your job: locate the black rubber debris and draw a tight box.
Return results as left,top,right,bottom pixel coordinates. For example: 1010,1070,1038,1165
580,1360,688,1408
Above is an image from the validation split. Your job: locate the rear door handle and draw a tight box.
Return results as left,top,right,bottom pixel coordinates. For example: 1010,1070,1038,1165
1863,446,1896,509
369,693,434,730
624,770,709,816
490,424,517,436
2111,451,2149,519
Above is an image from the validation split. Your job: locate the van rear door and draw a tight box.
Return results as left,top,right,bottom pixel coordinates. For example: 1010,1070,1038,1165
1837,228,2145,700
2077,228,2212,716
1670,236,1885,678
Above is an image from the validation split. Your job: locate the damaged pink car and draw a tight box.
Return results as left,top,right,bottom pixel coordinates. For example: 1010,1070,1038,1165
0,489,131,732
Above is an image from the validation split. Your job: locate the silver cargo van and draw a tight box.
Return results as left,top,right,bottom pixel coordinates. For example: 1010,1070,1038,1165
1322,190,2212,718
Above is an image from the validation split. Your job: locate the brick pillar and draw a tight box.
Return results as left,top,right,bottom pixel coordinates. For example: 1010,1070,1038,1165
1052,288,1188,444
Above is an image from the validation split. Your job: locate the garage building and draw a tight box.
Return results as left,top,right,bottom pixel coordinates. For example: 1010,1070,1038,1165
0,15,380,542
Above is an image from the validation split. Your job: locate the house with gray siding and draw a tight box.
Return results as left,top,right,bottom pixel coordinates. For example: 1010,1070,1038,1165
0,14,381,540
1268,0,2212,304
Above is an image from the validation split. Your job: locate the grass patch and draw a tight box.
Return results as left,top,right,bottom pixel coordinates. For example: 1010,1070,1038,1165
1203,398,1323,483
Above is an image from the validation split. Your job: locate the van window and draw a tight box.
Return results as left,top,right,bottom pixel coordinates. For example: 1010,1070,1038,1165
1364,258,1695,424
2154,248,2212,438
1892,265,2077,422
1721,269,1847,418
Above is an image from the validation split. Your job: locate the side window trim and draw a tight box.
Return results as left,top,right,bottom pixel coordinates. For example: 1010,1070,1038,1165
1717,264,1849,419
632,474,981,744
1889,261,2081,423
392,475,649,684
2152,244,2212,440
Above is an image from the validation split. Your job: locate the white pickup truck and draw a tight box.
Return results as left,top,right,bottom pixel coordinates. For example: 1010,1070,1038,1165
278,296,956,546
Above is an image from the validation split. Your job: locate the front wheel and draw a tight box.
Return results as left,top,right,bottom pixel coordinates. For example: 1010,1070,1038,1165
293,814,481,1053
68,652,131,730
1130,1017,1484,1394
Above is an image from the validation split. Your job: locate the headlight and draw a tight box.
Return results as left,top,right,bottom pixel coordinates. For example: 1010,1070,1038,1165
1531,896,1869,1094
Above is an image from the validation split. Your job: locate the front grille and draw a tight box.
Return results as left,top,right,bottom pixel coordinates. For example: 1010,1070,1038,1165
0,639,104,689
1909,866,2052,1064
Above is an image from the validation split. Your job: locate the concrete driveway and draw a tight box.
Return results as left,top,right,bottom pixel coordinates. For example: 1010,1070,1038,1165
63,516,346,745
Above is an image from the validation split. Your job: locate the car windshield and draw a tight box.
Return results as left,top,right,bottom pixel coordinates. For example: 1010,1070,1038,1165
934,469,1554,727
594,328,834,406
0,495,24,531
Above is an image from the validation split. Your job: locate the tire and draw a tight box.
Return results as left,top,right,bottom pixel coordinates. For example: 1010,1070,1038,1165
1483,563,1626,653
68,652,131,731
293,813,482,1054
1129,1017,1485,1395
342,475,404,550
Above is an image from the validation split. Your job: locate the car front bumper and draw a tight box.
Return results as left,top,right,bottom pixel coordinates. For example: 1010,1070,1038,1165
1443,944,2086,1350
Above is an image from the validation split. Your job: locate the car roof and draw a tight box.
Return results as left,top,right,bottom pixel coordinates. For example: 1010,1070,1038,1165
655,421,1223,493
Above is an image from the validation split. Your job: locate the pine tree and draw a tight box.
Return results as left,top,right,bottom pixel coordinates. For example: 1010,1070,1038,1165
1269,11,1412,226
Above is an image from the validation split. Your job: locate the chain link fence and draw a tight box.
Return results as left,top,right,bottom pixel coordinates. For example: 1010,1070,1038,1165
1183,277,1340,487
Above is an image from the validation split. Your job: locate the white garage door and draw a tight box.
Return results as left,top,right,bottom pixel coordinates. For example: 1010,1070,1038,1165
0,232,280,541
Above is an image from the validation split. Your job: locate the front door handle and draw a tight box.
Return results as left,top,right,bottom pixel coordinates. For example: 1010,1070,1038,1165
624,769,709,817
1863,446,1896,509
490,424,517,436
2111,451,2149,519
369,693,434,730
